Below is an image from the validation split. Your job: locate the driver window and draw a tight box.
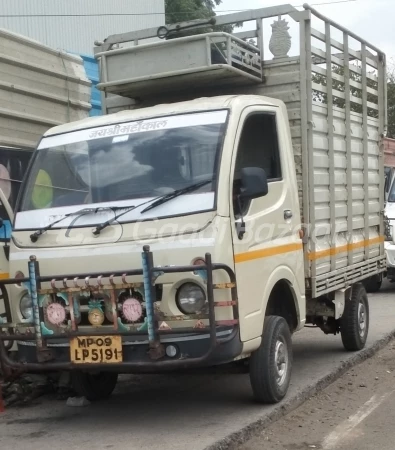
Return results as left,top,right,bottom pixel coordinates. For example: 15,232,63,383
233,112,282,214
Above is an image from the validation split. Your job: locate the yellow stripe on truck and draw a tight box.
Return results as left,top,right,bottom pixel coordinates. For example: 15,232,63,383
0,273,9,280
234,236,384,264
234,243,303,264
307,236,384,261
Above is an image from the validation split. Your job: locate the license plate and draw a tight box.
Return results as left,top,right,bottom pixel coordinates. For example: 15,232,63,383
70,336,123,364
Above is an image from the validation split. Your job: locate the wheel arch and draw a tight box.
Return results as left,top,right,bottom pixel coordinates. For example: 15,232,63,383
261,266,304,333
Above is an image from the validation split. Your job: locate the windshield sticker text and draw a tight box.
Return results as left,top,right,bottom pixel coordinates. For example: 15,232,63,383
88,120,168,139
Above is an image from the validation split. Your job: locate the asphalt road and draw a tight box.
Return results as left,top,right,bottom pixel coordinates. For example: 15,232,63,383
240,335,395,450
1,282,395,450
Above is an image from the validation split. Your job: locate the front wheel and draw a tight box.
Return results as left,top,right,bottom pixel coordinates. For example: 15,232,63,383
340,283,369,351
249,316,293,404
71,371,118,401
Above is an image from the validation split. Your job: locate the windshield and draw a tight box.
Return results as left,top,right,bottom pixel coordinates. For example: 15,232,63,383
18,110,228,222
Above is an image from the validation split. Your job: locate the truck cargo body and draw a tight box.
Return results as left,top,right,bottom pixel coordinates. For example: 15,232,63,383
0,28,91,150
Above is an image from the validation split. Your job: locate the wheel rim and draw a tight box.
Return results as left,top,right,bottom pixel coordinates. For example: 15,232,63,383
358,301,367,338
274,338,288,387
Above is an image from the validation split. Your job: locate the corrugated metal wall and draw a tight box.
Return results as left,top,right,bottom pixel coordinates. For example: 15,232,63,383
0,0,165,54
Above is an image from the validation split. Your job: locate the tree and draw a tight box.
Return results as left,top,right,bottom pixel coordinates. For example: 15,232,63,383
164,0,236,36
312,63,378,118
312,61,395,137
387,65,395,138
165,0,222,24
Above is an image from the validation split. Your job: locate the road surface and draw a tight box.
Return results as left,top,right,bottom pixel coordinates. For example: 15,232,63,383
0,282,394,450
240,338,395,450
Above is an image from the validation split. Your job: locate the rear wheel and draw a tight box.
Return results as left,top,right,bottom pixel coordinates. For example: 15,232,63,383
249,316,293,404
340,283,369,351
71,371,118,401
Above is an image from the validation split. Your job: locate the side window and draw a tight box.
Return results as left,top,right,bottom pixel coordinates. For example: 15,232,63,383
233,113,282,214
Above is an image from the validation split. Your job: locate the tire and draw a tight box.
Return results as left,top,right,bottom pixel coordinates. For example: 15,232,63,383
249,316,293,404
0,285,12,351
340,283,369,351
71,371,118,401
364,274,382,293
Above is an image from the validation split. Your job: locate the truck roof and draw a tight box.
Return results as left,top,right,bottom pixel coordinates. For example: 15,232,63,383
43,94,281,137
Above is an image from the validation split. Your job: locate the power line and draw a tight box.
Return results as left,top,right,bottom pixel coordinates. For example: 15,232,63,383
299,0,357,5
0,0,358,18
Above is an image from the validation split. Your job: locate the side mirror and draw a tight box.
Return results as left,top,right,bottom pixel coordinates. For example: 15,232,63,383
239,167,268,201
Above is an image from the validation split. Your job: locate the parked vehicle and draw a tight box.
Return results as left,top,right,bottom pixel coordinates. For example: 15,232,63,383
383,138,395,283
0,28,91,329
0,27,91,207
0,4,386,404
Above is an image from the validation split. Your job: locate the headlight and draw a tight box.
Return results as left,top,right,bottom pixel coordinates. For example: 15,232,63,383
385,223,392,241
20,293,33,320
176,282,206,315
385,219,393,241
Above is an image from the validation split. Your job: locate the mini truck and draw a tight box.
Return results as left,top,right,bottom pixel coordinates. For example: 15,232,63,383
0,4,387,404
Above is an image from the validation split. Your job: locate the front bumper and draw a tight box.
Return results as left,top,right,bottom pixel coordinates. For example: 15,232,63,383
0,246,240,373
13,328,241,373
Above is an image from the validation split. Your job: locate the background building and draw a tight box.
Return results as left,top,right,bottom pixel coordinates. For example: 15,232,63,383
0,0,165,116
0,0,165,54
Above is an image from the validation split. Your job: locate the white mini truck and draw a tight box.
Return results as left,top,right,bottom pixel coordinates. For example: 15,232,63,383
0,4,386,404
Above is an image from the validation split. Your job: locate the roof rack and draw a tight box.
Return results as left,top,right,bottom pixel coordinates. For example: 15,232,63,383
94,4,300,104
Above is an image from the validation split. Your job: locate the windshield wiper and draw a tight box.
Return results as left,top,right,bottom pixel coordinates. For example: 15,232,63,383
30,206,130,242
92,205,137,235
140,180,213,214
92,180,213,235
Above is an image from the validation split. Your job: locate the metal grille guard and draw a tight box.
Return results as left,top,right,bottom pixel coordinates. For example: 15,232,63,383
0,246,239,372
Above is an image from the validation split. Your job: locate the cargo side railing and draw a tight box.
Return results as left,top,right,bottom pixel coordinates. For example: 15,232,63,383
299,5,386,296
0,246,238,372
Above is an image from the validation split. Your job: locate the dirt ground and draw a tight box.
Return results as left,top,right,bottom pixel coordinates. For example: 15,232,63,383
240,341,395,450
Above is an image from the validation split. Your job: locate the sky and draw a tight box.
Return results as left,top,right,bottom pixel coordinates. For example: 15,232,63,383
214,0,395,63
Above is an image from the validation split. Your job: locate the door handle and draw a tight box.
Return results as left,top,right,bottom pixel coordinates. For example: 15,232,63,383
284,209,293,220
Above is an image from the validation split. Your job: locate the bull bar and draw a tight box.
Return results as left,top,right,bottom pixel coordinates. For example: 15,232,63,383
0,246,239,374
